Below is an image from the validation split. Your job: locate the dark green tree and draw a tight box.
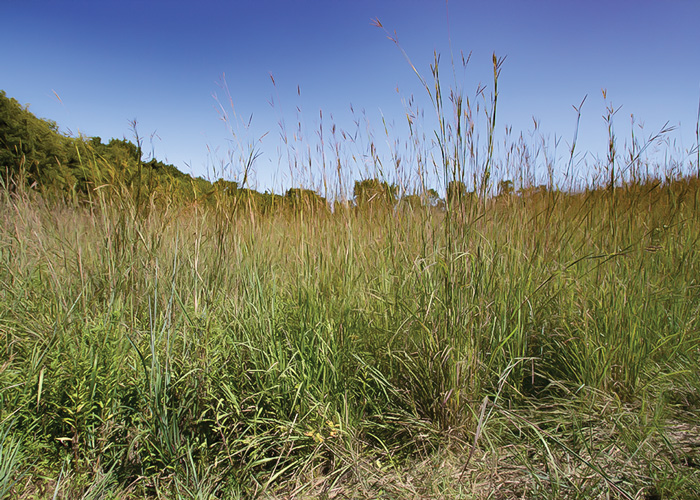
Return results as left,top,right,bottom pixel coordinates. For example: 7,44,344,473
0,90,78,190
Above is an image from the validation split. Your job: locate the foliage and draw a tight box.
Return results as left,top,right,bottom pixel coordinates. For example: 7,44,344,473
285,188,328,213
0,91,213,203
0,90,83,191
353,178,398,209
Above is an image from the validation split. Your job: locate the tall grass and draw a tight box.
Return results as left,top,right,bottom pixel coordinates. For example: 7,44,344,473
1,34,700,499
1,164,699,497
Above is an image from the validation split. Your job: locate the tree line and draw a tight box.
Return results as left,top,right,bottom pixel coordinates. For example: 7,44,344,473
2,89,515,213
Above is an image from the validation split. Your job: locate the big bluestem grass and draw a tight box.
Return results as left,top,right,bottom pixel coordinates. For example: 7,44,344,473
1,27,700,500
3,172,700,499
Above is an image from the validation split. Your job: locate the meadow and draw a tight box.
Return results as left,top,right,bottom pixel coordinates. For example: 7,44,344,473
1,50,700,499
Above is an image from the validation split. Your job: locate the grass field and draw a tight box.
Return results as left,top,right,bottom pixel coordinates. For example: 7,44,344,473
1,168,699,498
2,45,700,498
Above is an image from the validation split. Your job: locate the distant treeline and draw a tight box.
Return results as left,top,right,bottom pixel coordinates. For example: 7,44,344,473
1,89,539,212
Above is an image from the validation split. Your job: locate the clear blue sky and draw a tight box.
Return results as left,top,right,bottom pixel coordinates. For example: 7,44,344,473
4,0,699,193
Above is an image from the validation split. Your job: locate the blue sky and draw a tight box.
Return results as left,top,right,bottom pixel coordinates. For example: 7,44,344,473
3,0,699,193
